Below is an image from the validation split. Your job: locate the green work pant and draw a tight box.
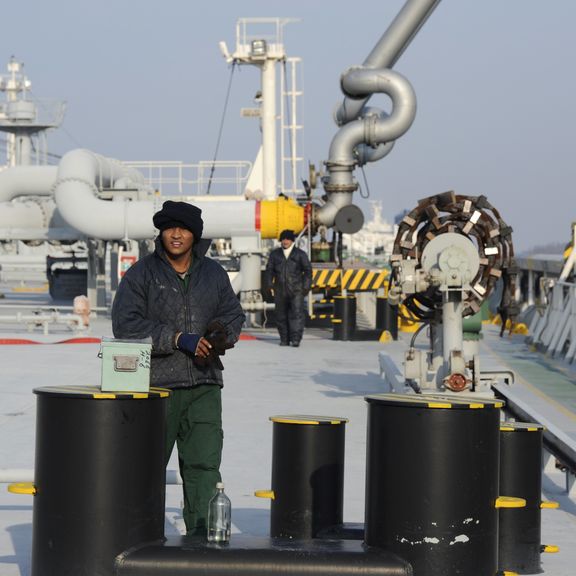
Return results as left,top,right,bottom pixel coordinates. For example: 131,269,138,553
165,385,223,535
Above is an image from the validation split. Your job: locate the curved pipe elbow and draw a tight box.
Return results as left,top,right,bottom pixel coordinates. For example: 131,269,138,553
355,141,395,166
341,68,416,140
54,149,156,241
314,191,355,228
328,69,416,168
57,148,145,189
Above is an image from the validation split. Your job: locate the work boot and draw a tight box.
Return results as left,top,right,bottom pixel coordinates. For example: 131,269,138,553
279,341,289,346
291,341,300,347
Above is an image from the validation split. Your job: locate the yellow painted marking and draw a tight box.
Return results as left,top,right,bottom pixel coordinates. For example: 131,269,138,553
328,270,341,287
341,269,354,288
500,426,515,431
496,496,526,508
379,331,393,343
131,393,149,399
332,319,343,324
542,545,559,553
270,416,348,425
11,283,49,293
540,501,559,509
316,269,330,287
348,270,366,291
360,270,376,290
373,272,388,289
428,402,452,409
254,490,275,500
8,482,36,495
93,393,117,399
271,418,322,425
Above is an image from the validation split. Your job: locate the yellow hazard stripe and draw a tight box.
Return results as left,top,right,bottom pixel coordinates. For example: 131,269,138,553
327,270,341,287
373,272,388,290
360,270,376,290
340,269,354,288
316,269,330,287
312,268,388,291
347,270,366,291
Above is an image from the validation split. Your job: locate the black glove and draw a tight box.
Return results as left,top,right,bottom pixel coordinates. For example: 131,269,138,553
193,321,235,371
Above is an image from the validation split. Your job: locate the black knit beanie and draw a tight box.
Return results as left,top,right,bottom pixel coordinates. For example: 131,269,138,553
153,201,203,239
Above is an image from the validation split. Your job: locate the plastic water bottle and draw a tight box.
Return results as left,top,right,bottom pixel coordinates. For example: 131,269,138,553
207,482,231,543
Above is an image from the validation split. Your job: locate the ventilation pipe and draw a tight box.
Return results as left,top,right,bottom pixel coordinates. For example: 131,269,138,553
317,0,441,229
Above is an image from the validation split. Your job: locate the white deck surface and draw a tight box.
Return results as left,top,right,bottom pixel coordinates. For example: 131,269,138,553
0,288,575,575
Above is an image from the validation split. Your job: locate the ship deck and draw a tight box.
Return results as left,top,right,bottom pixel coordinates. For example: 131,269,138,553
0,283,575,575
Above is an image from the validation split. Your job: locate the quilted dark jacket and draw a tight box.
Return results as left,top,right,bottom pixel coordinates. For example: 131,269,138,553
265,246,312,297
112,238,245,389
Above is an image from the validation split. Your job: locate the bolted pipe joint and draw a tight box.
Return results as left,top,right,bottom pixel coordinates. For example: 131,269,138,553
327,68,416,170
318,68,416,228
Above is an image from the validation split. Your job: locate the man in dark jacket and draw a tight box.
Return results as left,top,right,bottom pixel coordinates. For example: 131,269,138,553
112,200,245,536
265,229,312,347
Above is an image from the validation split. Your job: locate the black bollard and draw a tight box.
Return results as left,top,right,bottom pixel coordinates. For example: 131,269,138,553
376,296,398,340
365,394,503,576
31,385,168,576
332,295,356,341
265,415,347,539
498,422,545,574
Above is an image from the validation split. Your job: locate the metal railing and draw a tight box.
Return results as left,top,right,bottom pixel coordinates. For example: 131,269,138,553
124,160,252,197
529,280,576,362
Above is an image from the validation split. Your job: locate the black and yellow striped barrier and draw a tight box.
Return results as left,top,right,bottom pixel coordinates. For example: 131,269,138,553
311,268,388,292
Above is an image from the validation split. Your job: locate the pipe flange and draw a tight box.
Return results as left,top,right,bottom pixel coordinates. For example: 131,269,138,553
323,183,358,194
444,373,469,392
53,176,100,197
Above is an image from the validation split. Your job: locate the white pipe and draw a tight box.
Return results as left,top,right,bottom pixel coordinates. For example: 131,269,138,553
0,200,46,230
54,149,156,240
261,60,277,199
54,149,263,241
0,199,79,241
0,166,57,202
0,312,86,328
241,301,275,311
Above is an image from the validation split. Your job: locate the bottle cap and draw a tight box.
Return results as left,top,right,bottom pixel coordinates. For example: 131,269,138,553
216,482,225,489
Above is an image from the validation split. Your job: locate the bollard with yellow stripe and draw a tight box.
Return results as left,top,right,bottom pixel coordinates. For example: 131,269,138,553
311,268,388,292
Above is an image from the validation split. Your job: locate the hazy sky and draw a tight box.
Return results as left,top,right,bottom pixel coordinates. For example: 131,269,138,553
3,1,575,252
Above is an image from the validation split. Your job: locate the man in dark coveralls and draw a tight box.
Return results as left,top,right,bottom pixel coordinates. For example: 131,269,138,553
112,201,245,535
265,229,312,347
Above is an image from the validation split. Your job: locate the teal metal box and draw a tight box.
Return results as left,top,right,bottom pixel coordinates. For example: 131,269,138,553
100,337,152,392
